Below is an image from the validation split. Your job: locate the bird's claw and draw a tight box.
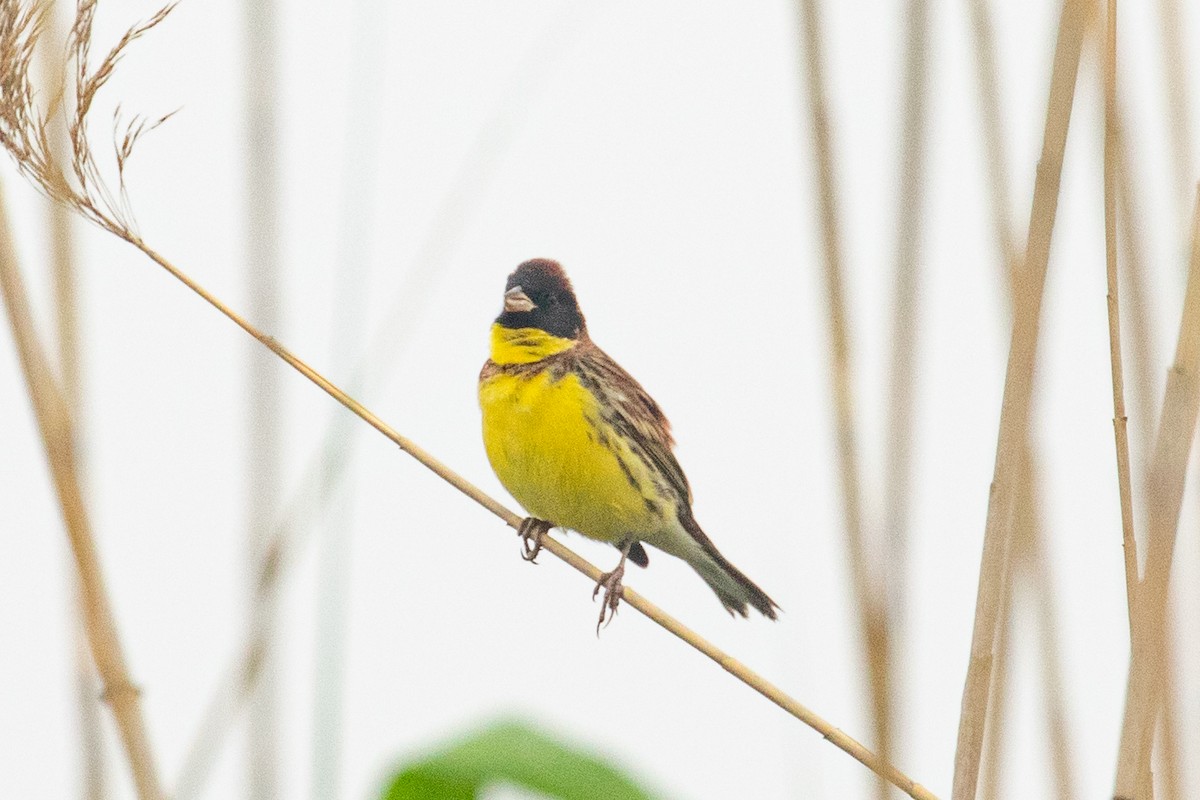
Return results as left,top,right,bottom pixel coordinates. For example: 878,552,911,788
593,562,626,634
518,517,551,563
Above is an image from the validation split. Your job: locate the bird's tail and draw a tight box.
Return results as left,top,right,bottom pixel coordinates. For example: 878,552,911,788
680,513,779,619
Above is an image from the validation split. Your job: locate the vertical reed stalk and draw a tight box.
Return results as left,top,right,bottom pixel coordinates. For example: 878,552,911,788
1115,104,1159,469
951,1,1089,796
38,4,106,795
1025,478,1076,800
979,432,1076,800
968,10,1021,789
967,2,1078,794
966,0,1019,275
795,0,893,789
1154,0,1194,209
1102,0,1141,640
1116,62,1181,800
978,522,1017,800
1112,187,1200,799
1156,619,1182,800
882,0,930,676
1144,67,1199,800
0,181,164,800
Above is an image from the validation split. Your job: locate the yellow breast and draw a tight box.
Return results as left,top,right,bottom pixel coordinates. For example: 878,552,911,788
479,336,669,542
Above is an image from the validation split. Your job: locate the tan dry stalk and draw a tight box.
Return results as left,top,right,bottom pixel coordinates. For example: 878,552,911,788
1102,0,1141,641
980,445,1076,800
1154,0,1194,207
36,4,109,795
1156,616,1182,800
0,5,941,796
1115,104,1160,470
132,238,941,800
966,0,1019,274
950,0,1090,797
794,1,894,788
967,9,1023,791
0,182,164,800
1112,187,1200,799
978,501,1018,800
1026,457,1080,800
551,535,943,799
1024,476,1076,799
1116,64,1182,800
981,451,1076,800
967,1,1079,795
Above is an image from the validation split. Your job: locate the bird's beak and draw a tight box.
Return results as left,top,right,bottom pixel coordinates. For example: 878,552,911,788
504,286,536,313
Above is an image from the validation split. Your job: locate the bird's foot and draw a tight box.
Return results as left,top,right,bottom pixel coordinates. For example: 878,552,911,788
517,517,552,563
592,560,627,633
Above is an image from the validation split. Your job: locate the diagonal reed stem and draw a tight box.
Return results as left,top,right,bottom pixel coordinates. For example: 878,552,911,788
950,0,1089,796
0,181,164,800
107,231,941,800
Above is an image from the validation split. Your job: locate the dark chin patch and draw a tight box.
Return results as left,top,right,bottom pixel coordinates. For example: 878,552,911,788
496,305,583,339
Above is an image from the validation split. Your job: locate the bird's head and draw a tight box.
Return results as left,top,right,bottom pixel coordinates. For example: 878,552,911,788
495,258,587,340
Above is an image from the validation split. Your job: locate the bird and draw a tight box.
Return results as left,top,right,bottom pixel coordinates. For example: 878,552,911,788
478,258,778,628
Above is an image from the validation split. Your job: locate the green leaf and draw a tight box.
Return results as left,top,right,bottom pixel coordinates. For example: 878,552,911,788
381,718,661,800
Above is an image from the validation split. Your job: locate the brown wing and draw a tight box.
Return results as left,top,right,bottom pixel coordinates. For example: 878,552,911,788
575,341,693,507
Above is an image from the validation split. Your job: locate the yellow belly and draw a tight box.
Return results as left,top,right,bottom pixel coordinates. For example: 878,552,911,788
479,368,669,542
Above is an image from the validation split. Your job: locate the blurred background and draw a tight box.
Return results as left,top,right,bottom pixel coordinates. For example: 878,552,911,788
2,0,1199,798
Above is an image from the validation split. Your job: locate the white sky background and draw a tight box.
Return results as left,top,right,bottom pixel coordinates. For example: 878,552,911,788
2,1,1200,799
